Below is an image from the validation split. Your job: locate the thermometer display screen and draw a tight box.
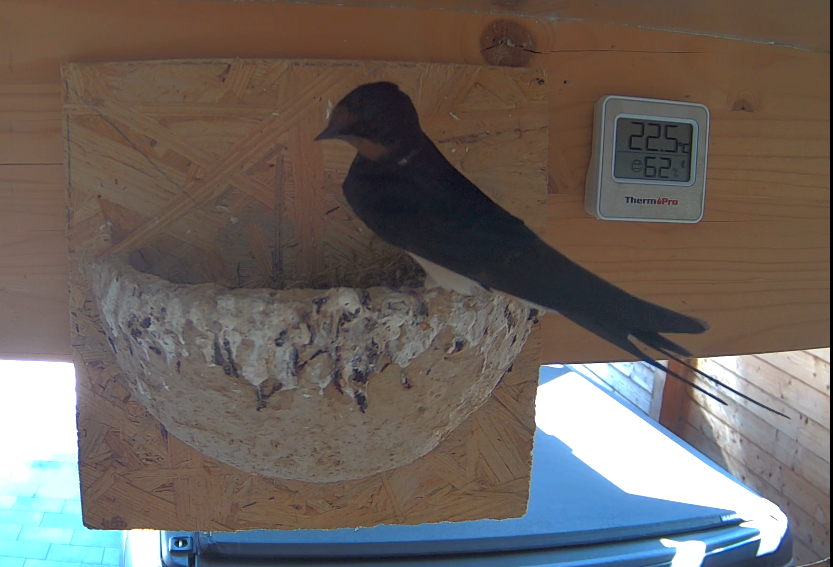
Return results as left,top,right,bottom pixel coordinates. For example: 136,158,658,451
614,118,693,183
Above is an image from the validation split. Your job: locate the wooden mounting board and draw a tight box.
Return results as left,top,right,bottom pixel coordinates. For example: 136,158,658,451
1,0,829,364
241,0,831,52
64,59,547,529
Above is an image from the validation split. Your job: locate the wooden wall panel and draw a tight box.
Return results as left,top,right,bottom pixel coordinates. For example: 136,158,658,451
0,0,829,365
0,228,69,361
0,84,69,361
678,350,831,564
571,361,662,417
580,351,830,561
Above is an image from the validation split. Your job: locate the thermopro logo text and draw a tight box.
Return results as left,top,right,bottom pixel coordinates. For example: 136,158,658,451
625,196,679,206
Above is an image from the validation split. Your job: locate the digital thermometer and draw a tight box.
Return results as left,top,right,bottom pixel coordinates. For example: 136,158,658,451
585,95,710,223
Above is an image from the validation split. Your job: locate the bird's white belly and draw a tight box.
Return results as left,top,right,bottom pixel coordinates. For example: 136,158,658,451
408,253,557,315
408,253,484,296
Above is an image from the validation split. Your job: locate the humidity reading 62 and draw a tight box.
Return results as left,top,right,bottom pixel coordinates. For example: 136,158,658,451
613,118,694,182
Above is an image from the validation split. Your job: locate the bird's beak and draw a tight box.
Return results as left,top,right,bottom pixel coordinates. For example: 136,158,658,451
314,124,341,141
314,106,357,142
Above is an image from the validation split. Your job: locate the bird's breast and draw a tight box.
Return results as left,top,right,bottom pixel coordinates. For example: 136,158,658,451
408,253,485,296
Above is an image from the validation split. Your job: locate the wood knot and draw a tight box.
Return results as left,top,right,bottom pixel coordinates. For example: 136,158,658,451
732,98,755,113
480,19,537,67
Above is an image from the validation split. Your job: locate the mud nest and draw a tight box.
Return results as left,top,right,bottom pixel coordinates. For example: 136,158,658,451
86,256,535,482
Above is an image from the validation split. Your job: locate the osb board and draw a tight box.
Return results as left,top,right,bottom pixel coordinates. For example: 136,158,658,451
64,59,547,529
1,0,829,363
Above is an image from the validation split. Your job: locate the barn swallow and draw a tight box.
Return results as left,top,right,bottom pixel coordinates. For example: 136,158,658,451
316,81,786,417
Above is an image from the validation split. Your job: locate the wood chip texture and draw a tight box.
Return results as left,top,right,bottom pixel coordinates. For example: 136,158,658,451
64,58,547,529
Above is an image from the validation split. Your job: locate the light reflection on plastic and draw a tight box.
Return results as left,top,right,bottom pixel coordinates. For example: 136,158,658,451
742,511,789,557
124,530,162,567
661,538,707,567
536,370,787,557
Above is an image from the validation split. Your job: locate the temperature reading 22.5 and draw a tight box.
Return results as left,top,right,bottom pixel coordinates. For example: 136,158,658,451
613,118,694,183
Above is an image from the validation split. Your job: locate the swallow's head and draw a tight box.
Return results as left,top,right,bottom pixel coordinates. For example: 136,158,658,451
315,82,421,161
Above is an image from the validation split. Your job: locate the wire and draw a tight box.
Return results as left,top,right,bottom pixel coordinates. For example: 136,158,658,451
794,557,831,567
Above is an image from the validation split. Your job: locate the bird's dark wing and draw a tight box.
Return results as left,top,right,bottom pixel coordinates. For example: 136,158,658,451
341,138,788,417
345,157,536,282
344,139,704,337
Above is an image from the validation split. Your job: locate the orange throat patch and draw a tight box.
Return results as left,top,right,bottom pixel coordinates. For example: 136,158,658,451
348,138,392,161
